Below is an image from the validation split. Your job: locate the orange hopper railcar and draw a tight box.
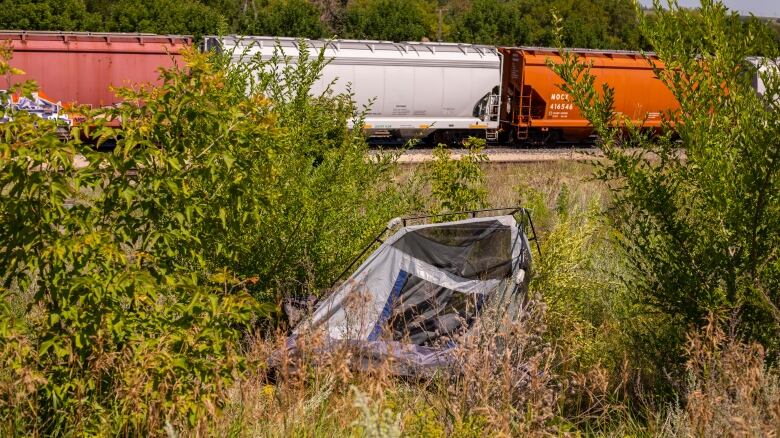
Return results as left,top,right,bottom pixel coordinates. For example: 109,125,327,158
498,47,680,145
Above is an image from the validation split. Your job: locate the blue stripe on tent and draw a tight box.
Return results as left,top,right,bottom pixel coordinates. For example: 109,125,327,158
367,270,409,341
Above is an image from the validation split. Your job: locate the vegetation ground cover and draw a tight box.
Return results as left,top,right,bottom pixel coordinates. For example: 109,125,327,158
1,1,779,436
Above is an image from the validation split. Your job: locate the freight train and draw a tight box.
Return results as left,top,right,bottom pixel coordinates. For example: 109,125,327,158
205,36,682,146
1,31,773,146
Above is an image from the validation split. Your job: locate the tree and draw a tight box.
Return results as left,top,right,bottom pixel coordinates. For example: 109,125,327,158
447,0,643,49
239,0,327,38
102,0,226,38
448,0,526,46
552,0,780,356
342,0,437,42
0,0,103,31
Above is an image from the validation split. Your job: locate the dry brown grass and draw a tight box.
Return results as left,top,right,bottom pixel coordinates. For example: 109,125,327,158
479,160,602,209
215,297,558,437
660,318,780,437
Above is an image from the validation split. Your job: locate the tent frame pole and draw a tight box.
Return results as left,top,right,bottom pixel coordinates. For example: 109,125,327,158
522,208,542,256
401,206,524,225
331,227,389,287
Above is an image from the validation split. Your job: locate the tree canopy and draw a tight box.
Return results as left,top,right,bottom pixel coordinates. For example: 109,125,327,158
0,0,656,49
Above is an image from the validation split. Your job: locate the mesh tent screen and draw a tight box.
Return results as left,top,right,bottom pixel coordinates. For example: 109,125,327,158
385,274,484,346
391,219,513,280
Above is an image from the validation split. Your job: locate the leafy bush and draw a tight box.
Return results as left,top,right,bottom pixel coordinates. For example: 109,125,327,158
101,41,406,302
204,43,406,301
0,37,404,433
552,0,780,358
0,51,259,435
419,139,488,220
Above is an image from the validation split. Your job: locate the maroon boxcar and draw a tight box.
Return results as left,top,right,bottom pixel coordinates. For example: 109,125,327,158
1,31,192,108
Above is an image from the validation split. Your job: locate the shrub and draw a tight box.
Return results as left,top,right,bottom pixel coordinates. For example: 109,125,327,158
0,48,259,434
419,138,488,220
102,41,407,305
0,38,404,433
551,0,780,359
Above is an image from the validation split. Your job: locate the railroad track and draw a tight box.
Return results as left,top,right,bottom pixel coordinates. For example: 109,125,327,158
67,147,598,170
373,147,600,164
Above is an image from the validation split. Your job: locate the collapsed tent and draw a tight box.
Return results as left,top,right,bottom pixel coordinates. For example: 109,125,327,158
282,213,534,375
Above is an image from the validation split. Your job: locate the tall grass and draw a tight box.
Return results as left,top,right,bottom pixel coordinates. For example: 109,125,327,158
659,318,780,436
215,295,557,436
3,154,777,436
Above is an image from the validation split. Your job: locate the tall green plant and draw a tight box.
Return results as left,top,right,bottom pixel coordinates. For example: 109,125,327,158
0,38,404,433
101,41,406,300
0,47,261,434
199,41,406,300
421,138,488,220
551,0,780,356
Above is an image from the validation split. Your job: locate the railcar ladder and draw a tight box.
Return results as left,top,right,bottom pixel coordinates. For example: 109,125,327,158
487,93,500,122
517,87,533,141
485,93,500,142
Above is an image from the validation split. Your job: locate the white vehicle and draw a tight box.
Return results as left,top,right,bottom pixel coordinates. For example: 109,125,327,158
205,36,502,144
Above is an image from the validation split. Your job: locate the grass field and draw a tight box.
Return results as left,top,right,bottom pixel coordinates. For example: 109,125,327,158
208,159,779,436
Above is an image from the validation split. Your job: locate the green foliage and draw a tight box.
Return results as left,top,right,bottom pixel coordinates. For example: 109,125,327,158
0,46,261,434
201,43,405,299
239,0,327,38
551,0,780,358
100,41,404,301
101,0,226,37
447,0,527,46
449,0,642,49
0,0,646,49
517,176,653,427
0,0,103,31
0,37,403,433
401,402,446,437
421,138,488,220
554,0,643,49
343,0,437,42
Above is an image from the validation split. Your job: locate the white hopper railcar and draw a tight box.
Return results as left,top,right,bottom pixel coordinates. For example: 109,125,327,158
204,36,502,144
748,57,779,103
